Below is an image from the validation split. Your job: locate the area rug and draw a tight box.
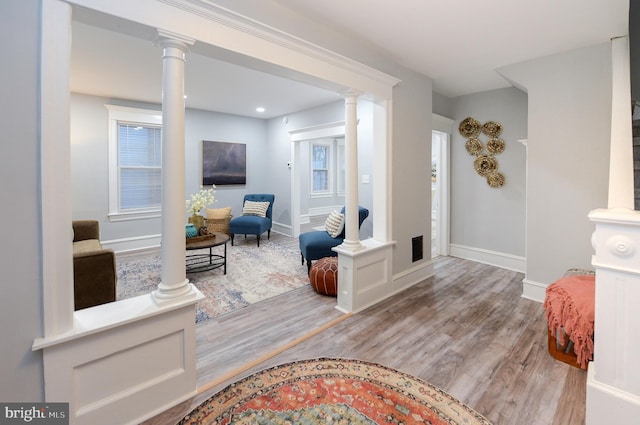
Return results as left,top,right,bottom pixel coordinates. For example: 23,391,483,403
116,239,309,323
179,358,493,425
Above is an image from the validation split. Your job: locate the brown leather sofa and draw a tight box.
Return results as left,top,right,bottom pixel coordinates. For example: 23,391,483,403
72,220,117,310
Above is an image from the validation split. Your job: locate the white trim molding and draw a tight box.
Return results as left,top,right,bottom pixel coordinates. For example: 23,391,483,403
449,244,526,273
102,234,162,254
105,104,163,222
290,122,346,238
158,0,401,98
33,294,202,425
521,278,547,303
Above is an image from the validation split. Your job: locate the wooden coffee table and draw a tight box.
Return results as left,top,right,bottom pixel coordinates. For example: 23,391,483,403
185,232,229,274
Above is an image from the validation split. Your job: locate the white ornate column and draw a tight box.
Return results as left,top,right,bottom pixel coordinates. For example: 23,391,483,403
341,90,364,251
587,209,640,424
335,90,395,314
585,35,640,425
154,30,196,301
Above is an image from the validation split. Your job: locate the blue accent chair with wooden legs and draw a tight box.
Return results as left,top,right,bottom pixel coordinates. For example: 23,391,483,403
299,206,369,273
229,194,275,247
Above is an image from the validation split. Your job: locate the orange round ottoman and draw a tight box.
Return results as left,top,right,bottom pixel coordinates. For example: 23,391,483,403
309,257,338,296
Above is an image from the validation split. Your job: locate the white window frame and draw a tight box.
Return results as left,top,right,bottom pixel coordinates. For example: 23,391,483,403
336,137,346,195
105,104,163,221
310,141,333,197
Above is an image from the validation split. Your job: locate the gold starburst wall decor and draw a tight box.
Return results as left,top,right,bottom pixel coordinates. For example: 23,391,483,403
459,117,506,188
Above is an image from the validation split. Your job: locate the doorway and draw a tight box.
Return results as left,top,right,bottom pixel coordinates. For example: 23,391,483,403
431,131,444,257
431,114,453,258
290,123,346,237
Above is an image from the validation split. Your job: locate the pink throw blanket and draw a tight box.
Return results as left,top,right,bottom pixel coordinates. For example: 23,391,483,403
544,275,595,369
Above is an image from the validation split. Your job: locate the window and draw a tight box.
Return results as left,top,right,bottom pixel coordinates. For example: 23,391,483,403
118,124,161,210
106,105,163,221
310,138,346,196
336,138,345,194
311,142,331,194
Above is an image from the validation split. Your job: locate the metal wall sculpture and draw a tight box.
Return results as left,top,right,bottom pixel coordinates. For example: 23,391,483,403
459,117,506,188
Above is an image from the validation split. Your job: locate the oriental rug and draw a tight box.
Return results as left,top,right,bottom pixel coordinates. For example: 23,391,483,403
178,358,493,425
116,239,309,323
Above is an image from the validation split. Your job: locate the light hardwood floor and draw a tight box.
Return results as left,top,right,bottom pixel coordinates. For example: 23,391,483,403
144,232,586,425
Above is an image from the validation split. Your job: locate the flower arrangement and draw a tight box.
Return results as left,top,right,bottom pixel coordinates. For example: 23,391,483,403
186,186,216,216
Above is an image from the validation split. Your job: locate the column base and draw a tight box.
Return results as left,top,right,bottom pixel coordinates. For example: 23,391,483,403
152,280,199,304
339,239,364,251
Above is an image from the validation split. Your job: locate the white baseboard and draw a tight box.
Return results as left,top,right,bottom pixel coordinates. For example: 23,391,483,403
271,221,292,238
298,207,341,229
102,234,161,254
521,278,547,303
449,244,525,273
309,205,342,216
392,259,435,293
106,224,294,252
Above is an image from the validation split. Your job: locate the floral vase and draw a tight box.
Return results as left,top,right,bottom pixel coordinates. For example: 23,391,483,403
188,214,205,231
185,224,198,238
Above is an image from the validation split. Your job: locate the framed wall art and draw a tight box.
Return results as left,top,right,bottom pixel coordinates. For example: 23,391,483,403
202,140,247,185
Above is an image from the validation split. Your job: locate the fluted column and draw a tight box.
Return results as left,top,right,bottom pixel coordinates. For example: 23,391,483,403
341,90,363,251
587,208,640,424
154,30,195,301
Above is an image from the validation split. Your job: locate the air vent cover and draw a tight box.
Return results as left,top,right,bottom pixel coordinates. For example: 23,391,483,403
412,235,423,262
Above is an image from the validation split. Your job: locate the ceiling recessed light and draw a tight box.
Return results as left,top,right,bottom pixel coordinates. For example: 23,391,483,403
256,107,265,113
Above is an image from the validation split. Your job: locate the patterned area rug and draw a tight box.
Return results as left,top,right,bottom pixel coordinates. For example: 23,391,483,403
179,358,493,425
116,239,309,323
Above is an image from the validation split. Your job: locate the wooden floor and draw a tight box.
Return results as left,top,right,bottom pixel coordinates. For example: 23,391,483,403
143,233,587,425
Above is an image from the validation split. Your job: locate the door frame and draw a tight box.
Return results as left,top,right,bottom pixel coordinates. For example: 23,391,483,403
289,121,346,237
432,113,454,256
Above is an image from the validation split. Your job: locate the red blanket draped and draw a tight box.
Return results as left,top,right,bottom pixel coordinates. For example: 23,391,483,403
544,275,595,369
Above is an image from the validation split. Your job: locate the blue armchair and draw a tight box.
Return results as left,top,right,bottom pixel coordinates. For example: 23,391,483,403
229,194,275,247
299,206,369,273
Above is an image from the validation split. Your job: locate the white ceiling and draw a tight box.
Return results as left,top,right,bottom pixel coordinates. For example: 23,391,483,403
70,1,629,118
70,16,341,119
271,0,629,97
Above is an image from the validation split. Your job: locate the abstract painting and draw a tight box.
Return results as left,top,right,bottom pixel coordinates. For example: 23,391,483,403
202,140,246,185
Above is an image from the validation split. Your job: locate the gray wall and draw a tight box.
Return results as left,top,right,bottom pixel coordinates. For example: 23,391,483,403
185,109,268,220
5,0,620,406
266,101,345,228
0,0,44,402
214,0,435,272
71,94,374,242
70,93,269,242
449,87,528,257
265,99,374,238
500,43,612,285
433,92,454,118
390,70,434,273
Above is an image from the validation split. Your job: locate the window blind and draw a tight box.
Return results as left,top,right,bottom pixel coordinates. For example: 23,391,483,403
118,123,162,210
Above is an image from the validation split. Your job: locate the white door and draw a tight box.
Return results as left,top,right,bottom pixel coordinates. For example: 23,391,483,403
431,131,444,257
431,114,453,257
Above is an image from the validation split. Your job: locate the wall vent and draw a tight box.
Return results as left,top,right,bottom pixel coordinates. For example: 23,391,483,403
412,235,423,262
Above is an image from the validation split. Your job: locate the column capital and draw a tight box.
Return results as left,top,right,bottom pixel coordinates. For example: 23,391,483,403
156,29,196,52
340,89,363,100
